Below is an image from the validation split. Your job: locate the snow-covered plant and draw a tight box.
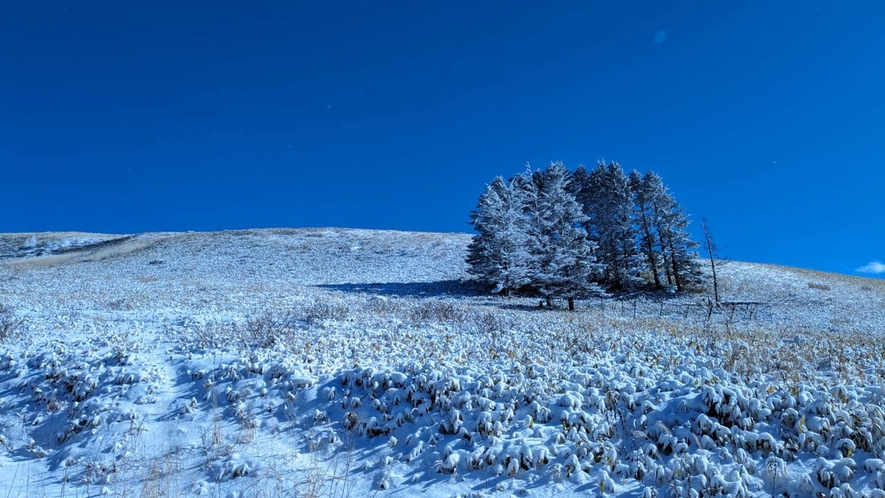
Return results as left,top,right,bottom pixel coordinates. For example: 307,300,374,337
0,304,22,342
467,176,533,296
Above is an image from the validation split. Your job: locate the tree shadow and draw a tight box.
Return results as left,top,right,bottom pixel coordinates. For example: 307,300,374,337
316,280,705,317
316,279,487,299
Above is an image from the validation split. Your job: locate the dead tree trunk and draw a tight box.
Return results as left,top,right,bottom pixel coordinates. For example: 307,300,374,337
701,218,721,304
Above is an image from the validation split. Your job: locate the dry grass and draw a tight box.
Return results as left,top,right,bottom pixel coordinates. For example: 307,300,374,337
807,281,831,291
769,262,885,288
4,236,168,269
139,450,184,498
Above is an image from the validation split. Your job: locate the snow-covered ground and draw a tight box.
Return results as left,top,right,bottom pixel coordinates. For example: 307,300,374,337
1,228,884,497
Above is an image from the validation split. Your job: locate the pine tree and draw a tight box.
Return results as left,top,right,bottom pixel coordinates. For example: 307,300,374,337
469,160,704,300
510,165,544,293
663,203,704,291
466,176,531,295
575,161,645,291
630,170,664,289
520,163,603,309
643,173,675,287
642,171,703,291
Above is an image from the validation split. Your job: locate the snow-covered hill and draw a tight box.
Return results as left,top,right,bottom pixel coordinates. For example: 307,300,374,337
1,228,884,497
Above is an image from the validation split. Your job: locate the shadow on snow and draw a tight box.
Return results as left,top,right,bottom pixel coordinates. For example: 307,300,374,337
316,280,486,299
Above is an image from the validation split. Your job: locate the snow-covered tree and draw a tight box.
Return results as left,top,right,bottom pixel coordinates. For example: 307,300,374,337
662,204,704,291
469,161,703,300
641,171,704,291
519,163,604,309
574,161,645,291
630,170,664,289
466,176,532,295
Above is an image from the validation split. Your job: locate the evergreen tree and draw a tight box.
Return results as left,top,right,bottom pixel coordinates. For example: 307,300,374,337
575,161,645,291
662,202,704,291
466,176,531,295
469,160,704,300
643,173,675,286
630,170,664,289
642,171,703,291
520,163,603,309
510,165,544,292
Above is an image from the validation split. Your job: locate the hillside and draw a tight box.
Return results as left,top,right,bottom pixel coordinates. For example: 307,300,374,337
1,228,884,497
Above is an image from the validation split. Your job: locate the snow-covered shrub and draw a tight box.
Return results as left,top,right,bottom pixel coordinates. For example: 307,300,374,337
0,304,22,342
298,299,350,327
409,299,469,325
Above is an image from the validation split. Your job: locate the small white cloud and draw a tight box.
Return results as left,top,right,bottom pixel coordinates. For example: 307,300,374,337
856,261,885,274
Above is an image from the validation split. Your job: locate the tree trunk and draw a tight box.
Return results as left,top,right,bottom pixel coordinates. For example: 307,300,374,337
652,203,673,286
701,219,720,304
644,235,662,289
710,256,719,304
568,297,575,311
668,238,682,291
621,245,632,291
638,205,662,289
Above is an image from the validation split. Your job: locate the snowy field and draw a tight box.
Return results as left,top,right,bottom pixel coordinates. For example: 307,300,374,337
1,228,884,497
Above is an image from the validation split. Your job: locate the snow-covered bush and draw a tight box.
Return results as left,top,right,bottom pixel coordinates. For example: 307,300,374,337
0,304,22,342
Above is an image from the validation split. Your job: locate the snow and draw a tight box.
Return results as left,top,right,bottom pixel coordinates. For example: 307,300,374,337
0,232,121,260
1,227,884,497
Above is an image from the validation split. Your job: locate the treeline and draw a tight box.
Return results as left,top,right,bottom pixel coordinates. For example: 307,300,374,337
467,161,704,309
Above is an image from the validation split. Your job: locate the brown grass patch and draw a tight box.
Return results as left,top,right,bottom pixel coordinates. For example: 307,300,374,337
807,281,831,291
5,237,168,269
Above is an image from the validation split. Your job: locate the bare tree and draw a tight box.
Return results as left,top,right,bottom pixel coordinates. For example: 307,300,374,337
700,218,723,304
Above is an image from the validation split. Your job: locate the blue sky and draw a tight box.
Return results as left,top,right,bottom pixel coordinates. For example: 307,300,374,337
1,1,883,277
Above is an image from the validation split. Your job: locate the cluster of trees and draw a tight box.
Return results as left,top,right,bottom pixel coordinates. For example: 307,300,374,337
467,161,704,309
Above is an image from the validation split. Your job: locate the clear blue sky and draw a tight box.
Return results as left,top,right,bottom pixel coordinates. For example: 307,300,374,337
2,1,883,277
